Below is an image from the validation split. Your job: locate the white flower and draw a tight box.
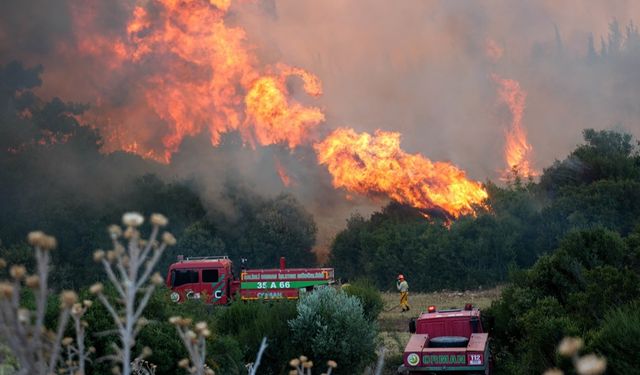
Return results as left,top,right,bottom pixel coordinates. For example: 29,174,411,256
122,212,144,227
575,354,606,375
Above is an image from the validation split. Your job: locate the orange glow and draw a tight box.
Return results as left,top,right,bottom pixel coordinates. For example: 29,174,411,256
71,0,323,163
485,39,504,63
314,128,488,218
494,75,539,180
274,157,292,187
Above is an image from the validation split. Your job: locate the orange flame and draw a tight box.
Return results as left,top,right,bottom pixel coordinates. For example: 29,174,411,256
494,75,538,179
274,157,292,187
314,128,488,218
485,39,504,63
70,0,323,163
62,0,489,218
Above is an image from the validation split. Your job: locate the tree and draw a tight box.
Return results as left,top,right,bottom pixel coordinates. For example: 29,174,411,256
289,287,377,374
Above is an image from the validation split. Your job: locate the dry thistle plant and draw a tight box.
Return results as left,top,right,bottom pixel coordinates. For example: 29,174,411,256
543,336,607,375
90,212,175,375
288,356,338,375
59,300,96,374
169,316,214,375
0,231,88,375
131,356,157,375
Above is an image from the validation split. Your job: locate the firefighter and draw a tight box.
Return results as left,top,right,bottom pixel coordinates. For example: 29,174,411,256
397,274,410,312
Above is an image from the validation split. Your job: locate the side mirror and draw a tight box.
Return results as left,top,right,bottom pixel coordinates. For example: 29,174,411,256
409,318,416,334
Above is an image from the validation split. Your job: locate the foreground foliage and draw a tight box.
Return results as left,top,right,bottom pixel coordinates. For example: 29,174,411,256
487,228,640,374
289,287,378,374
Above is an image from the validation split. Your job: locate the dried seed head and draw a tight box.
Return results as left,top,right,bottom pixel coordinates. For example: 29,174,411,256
303,361,313,368
61,290,78,308
185,330,197,340
289,359,301,367
179,318,192,327
114,243,125,255
71,303,84,316
151,272,164,285
10,265,26,280
89,346,96,353
162,232,177,246
0,282,15,298
83,299,93,308
111,366,121,375
18,308,30,323
151,213,168,227
204,368,215,375
108,225,122,239
0,258,6,268
289,371,297,375
299,356,308,363
41,235,57,250
178,359,190,368
137,317,149,327
327,360,337,369
168,316,181,325
201,328,211,338
89,282,104,295
142,346,152,358
195,321,208,332
543,369,564,375
557,337,584,357
575,354,607,375
93,250,105,262
62,337,74,346
25,275,40,289
27,231,46,247
122,212,144,227
123,227,137,240
106,250,117,263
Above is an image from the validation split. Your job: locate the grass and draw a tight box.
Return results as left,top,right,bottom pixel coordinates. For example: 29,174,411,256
376,287,502,374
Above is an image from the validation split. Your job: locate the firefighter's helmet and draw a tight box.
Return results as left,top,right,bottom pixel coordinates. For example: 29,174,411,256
397,274,405,280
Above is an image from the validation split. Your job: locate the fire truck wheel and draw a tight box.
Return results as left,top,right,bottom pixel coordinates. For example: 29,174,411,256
428,336,469,348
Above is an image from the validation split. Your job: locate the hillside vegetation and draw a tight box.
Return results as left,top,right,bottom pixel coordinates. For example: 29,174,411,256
1,60,640,373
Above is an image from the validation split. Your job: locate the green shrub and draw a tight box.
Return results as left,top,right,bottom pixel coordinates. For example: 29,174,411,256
343,278,384,322
217,300,298,375
589,300,640,374
289,287,377,374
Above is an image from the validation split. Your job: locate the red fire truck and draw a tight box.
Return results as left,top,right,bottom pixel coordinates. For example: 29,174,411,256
398,304,491,375
165,256,334,305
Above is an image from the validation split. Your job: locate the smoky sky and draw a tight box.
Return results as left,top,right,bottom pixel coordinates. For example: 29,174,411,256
2,0,640,256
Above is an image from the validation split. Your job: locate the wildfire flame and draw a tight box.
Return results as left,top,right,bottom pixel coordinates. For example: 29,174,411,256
314,128,488,219
274,157,292,187
71,0,323,163
494,75,538,179
58,0,489,218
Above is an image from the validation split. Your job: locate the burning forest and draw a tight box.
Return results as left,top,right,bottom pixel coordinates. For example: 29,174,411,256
2,0,499,222
2,1,640,375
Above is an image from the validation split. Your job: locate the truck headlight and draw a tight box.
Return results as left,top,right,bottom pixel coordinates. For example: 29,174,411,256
406,353,420,366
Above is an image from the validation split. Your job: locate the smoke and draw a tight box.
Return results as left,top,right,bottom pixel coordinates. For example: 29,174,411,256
2,0,640,260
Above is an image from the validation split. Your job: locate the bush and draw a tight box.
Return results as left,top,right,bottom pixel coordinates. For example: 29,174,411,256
589,300,640,374
217,300,298,375
289,287,377,374
343,278,384,322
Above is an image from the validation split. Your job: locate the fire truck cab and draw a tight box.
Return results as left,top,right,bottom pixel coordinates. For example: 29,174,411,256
166,256,238,304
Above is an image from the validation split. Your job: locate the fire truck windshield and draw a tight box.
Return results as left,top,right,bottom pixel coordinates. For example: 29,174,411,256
171,269,198,287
